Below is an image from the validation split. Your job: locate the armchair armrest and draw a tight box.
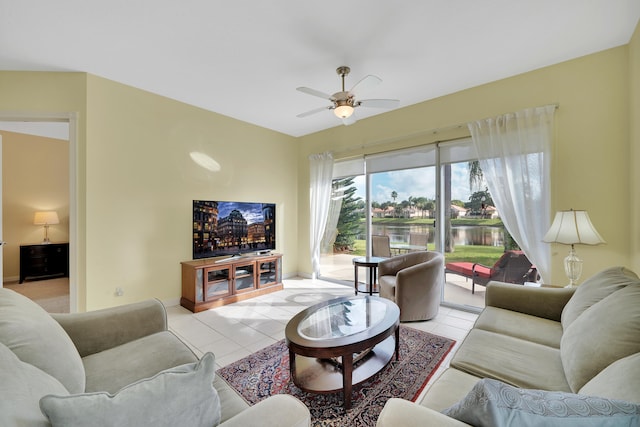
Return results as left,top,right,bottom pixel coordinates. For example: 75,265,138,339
395,261,435,297
379,252,430,276
376,398,471,427
51,299,168,357
378,257,406,277
220,395,310,427
485,282,576,322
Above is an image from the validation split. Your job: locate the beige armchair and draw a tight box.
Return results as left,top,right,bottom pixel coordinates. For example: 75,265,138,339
378,251,444,322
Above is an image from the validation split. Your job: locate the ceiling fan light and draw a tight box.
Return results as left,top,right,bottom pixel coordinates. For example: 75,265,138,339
334,105,354,119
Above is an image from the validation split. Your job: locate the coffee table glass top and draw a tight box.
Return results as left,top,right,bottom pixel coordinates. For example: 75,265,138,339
297,297,388,340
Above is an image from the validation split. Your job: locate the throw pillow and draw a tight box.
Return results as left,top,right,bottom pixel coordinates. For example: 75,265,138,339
579,353,640,403
561,283,640,392
40,352,221,427
0,288,85,393
0,342,69,427
561,266,639,329
442,378,640,427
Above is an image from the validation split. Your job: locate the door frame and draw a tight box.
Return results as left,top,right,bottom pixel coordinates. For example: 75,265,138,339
0,111,78,312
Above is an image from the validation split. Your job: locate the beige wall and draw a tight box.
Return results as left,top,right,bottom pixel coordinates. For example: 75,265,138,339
630,22,640,273
0,72,298,311
1,131,70,280
82,75,298,309
1,24,638,309
298,45,633,285
0,71,88,309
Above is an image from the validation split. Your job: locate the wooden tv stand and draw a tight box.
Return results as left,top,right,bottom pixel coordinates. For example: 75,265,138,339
180,253,283,313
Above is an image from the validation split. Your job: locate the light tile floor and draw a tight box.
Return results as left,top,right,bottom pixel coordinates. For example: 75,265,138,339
166,277,477,395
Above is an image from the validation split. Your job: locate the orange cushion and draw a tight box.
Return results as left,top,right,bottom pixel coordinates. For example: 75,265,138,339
446,262,492,278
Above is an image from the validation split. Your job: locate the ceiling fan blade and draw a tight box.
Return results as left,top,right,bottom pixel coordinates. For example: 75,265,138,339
358,98,400,109
342,114,357,126
296,86,334,100
296,106,331,118
350,75,382,94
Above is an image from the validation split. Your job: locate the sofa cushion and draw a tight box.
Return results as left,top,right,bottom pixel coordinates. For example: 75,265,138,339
451,329,571,391
40,352,221,427
0,288,85,393
561,282,640,392
579,352,640,404
474,306,563,348
213,373,250,424
0,342,69,427
83,330,198,393
561,266,639,329
420,368,482,412
442,378,640,427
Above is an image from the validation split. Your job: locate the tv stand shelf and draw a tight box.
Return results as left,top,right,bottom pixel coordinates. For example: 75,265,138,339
180,253,282,313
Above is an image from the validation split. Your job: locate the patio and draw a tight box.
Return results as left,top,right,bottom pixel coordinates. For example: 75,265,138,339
319,253,486,311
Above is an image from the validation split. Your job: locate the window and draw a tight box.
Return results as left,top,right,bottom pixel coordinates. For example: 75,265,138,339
319,138,504,310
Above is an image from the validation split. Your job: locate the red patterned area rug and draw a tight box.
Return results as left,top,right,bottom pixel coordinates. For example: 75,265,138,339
217,326,455,427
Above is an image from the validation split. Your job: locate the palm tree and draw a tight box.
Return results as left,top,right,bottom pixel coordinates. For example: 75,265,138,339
468,160,484,191
391,191,398,217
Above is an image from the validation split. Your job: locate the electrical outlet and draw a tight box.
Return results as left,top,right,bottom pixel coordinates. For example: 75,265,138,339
115,287,124,296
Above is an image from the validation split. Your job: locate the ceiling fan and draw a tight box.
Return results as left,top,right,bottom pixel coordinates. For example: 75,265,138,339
296,66,399,125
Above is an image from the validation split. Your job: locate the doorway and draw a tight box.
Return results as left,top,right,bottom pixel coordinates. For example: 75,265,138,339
0,112,77,312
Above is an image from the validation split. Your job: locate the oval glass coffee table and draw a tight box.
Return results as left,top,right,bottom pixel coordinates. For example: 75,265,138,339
285,295,400,409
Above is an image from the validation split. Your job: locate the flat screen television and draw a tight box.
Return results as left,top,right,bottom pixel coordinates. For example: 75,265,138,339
193,200,276,260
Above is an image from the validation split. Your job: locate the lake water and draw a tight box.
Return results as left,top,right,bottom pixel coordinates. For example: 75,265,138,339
367,224,504,247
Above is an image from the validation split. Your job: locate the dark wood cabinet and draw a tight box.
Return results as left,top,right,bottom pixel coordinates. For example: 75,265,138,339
181,253,282,313
19,243,69,283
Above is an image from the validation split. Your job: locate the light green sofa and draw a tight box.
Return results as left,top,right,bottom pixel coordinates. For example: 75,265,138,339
377,266,640,426
0,288,310,427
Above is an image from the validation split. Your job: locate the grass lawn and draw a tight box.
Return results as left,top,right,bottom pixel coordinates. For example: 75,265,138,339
369,217,504,227
352,240,504,267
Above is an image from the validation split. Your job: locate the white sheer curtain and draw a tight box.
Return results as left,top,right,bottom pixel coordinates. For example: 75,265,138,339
309,152,334,279
320,186,345,254
468,105,556,283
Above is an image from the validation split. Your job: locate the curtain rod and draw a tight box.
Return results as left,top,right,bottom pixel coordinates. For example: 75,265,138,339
332,122,466,156
331,103,559,157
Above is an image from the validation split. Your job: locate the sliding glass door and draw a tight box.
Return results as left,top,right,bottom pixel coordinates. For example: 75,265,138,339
319,138,506,311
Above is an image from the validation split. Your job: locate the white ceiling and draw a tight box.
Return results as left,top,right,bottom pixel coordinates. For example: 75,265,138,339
1,1,639,138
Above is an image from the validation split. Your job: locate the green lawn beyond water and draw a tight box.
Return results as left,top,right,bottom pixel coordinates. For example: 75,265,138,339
353,240,503,267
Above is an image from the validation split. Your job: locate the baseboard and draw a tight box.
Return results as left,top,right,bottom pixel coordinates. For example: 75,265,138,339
162,297,181,308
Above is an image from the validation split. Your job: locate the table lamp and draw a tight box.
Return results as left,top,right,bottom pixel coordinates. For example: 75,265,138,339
543,209,605,287
34,211,59,244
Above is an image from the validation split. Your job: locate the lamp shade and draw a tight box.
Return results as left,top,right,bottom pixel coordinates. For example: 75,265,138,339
542,209,605,245
34,211,59,226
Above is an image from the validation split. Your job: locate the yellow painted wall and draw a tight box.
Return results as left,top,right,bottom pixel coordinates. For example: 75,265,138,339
83,75,298,309
0,71,298,311
1,131,69,280
1,26,637,309
630,22,640,273
298,45,633,285
0,71,88,309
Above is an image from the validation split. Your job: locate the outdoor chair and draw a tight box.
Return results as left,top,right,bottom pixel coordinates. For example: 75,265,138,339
409,233,428,251
445,250,538,294
378,251,443,321
372,234,392,258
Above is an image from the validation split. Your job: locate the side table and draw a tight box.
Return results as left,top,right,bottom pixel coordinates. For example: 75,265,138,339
352,256,386,295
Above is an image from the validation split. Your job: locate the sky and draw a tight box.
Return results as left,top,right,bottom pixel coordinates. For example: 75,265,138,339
351,163,480,205
216,201,269,225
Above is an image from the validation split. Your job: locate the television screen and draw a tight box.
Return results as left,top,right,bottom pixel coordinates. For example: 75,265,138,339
193,200,276,259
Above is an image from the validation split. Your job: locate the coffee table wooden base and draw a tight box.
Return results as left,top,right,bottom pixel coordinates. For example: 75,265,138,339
289,330,399,409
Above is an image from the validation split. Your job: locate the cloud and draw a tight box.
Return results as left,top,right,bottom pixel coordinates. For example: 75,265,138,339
340,162,479,205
